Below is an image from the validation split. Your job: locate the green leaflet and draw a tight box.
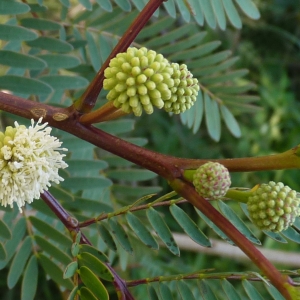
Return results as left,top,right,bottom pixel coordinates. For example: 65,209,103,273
264,283,285,300
176,0,191,23
96,119,135,134
21,255,38,300
199,0,217,29
221,279,242,300
148,285,160,300
108,218,133,253
61,176,112,190
63,261,78,279
67,286,78,300
79,0,92,10
242,280,264,300
0,50,46,69
79,244,109,262
211,0,226,30
0,75,53,95
114,0,131,11
0,24,37,41
195,209,234,245
125,212,159,250
29,216,72,248
235,0,260,19
159,283,174,299
79,266,109,300
163,0,176,19
98,223,117,251
86,31,101,72
199,280,218,300
37,54,80,69
26,37,73,52
146,207,180,256
65,159,108,176
95,0,112,11
34,235,72,265
0,219,11,240
217,201,261,245
0,218,27,270
0,0,30,15
169,204,211,247
20,18,61,30
113,185,162,198
222,0,242,29
39,75,89,90
177,281,196,300
38,253,74,290
281,227,300,243
204,93,221,142
7,236,32,289
77,252,114,281
0,244,6,260
107,169,157,182
79,287,98,300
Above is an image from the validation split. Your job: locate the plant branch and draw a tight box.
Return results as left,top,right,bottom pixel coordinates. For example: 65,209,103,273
40,191,135,300
74,0,165,114
169,178,293,299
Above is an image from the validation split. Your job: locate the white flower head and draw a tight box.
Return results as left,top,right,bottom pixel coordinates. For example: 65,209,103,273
0,118,68,212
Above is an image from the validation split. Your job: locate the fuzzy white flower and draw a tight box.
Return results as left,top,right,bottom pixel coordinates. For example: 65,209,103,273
0,118,68,211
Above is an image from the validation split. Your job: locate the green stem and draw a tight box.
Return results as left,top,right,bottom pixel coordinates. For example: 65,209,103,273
74,0,165,113
169,178,293,300
225,189,252,203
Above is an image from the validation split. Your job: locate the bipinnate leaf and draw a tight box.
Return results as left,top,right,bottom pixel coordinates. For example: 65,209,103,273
63,261,78,279
77,252,114,281
29,216,72,247
0,218,26,270
38,253,73,289
170,204,211,247
7,236,32,288
242,280,264,300
146,207,180,256
34,235,72,265
177,281,196,300
79,266,109,300
221,279,241,300
0,50,46,69
217,201,261,245
125,212,159,250
159,283,174,299
198,280,218,299
21,255,38,300
0,219,11,240
98,224,117,251
0,0,30,15
108,218,133,253
79,244,109,262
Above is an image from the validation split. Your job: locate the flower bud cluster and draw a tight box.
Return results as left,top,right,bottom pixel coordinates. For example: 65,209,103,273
103,47,199,116
247,181,300,232
193,162,231,200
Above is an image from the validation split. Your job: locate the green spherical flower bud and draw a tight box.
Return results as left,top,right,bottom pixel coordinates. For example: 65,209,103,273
103,47,173,116
193,162,231,200
247,181,300,232
164,63,199,114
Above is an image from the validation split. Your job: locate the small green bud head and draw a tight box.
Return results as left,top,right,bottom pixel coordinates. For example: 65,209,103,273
247,181,300,232
193,162,231,200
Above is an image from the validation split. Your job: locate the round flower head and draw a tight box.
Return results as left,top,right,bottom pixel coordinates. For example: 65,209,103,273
164,63,199,114
193,162,231,200
247,181,300,232
0,118,68,212
104,47,174,116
